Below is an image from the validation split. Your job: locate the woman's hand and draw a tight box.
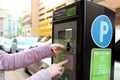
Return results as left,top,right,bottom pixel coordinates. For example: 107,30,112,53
46,60,68,78
50,44,66,55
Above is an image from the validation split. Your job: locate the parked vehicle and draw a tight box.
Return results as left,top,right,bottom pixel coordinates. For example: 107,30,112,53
30,37,52,48
0,37,7,50
2,39,12,53
114,30,120,79
15,37,38,52
115,30,120,61
25,58,51,74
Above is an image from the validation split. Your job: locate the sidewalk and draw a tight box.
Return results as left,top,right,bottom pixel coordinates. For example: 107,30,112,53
4,63,120,80
5,68,30,80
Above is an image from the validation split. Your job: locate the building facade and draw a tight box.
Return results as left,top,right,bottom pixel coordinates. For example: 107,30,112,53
31,0,77,37
31,0,120,37
7,14,21,38
31,0,39,37
92,0,120,30
0,9,21,38
22,11,31,37
0,9,8,37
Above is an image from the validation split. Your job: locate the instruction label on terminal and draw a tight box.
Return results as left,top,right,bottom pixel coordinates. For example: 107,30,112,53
90,48,111,80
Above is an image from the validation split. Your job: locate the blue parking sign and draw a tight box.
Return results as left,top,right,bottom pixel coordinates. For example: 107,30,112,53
91,15,113,48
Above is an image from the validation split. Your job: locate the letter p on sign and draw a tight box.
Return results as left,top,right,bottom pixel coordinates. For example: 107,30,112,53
100,21,109,42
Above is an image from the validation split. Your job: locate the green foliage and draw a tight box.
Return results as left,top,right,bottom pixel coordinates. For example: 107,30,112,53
17,17,24,36
18,17,24,27
17,27,23,36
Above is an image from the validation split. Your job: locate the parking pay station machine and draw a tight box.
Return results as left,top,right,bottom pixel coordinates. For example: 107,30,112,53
52,1,115,80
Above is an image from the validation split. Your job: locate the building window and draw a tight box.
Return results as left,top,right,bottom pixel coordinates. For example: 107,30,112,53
0,17,3,21
0,32,3,36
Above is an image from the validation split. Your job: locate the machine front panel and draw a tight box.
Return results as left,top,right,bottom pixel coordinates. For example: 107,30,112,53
53,21,77,80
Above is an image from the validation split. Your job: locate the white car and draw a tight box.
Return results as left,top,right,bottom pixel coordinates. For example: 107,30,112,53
0,37,7,50
2,39,12,53
16,37,38,52
30,38,52,48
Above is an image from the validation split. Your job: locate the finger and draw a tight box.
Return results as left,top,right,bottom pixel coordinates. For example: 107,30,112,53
57,67,64,78
54,44,66,50
53,46,66,51
58,46,66,50
57,72,63,78
57,59,69,66
58,66,64,72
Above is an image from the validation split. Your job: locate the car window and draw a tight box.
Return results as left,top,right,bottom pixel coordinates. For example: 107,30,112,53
16,37,37,45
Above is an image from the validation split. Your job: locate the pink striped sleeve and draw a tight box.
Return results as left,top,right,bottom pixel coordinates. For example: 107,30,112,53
0,43,53,70
26,69,52,80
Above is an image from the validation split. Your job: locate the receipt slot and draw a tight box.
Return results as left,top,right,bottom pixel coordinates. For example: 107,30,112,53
52,1,115,80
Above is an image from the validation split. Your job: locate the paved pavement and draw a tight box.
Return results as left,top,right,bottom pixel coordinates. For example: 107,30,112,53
4,62,120,80
5,68,30,80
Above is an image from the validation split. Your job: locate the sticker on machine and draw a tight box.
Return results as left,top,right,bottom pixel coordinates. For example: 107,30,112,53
90,48,111,80
91,15,113,48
